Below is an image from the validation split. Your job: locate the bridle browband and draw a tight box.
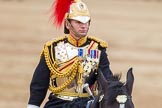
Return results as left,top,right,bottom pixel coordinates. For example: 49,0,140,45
99,94,132,108
116,95,127,108
116,95,132,108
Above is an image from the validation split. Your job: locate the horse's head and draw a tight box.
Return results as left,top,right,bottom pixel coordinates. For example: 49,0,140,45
96,68,134,108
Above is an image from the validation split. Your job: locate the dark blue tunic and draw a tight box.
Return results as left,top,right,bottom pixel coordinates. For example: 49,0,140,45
28,36,112,108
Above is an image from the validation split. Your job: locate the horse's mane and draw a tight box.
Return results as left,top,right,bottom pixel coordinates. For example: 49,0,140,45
105,73,126,105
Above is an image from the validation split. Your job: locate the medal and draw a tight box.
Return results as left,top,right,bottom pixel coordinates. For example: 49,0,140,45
90,50,96,59
78,48,83,57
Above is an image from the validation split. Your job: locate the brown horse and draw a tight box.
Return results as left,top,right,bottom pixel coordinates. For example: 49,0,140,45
89,68,134,108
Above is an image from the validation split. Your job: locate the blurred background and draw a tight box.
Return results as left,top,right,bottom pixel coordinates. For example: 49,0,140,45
0,0,162,108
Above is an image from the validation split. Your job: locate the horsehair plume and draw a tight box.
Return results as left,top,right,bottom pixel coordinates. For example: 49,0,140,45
50,0,74,28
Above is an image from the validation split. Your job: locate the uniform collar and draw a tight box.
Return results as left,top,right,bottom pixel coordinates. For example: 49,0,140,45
67,34,87,47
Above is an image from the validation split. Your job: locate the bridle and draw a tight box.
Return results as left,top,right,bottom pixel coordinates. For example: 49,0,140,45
99,94,132,108
116,95,128,108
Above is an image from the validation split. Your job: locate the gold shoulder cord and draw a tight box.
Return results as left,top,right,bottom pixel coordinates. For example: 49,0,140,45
43,37,83,93
88,36,108,48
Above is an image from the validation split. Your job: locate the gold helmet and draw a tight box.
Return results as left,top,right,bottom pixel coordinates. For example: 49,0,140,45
50,0,90,33
67,0,90,23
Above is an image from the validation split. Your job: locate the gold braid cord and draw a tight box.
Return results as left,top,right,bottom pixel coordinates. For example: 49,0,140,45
44,45,83,93
76,61,84,93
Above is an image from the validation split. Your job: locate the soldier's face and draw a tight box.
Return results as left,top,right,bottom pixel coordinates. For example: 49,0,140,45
67,19,90,39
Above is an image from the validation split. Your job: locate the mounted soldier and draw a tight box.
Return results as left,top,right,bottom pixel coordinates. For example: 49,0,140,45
27,0,112,108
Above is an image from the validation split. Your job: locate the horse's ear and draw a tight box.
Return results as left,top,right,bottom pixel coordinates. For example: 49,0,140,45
97,69,108,90
126,67,134,95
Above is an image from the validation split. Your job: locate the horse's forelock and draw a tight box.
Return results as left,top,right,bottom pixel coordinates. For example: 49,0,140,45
103,74,126,105
109,73,122,81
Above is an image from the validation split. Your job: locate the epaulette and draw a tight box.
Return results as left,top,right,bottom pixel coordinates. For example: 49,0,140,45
40,36,66,58
45,36,66,46
87,36,108,48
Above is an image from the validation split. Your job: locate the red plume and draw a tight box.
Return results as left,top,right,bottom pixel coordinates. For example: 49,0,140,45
50,0,74,28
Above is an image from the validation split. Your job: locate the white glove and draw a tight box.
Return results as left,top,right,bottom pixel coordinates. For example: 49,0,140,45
27,104,40,108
